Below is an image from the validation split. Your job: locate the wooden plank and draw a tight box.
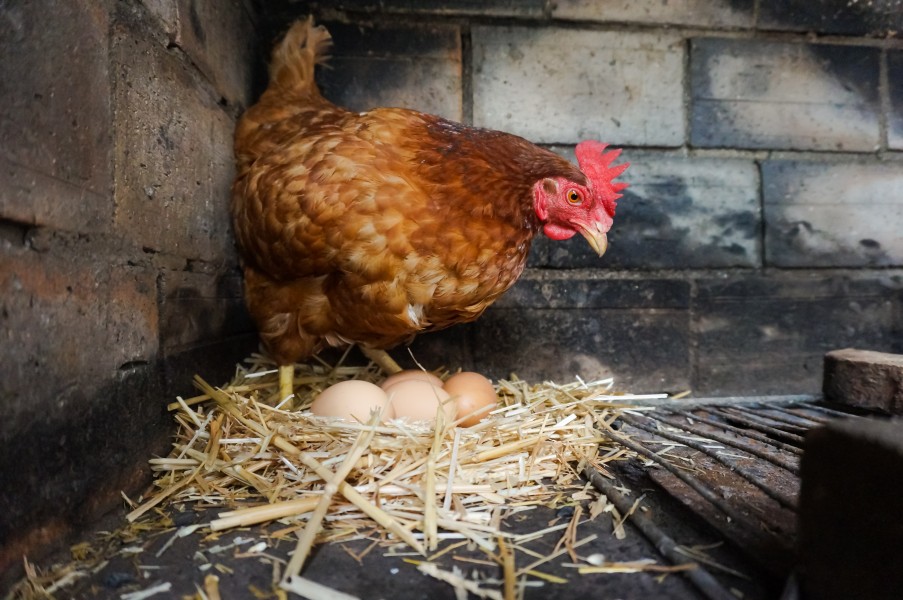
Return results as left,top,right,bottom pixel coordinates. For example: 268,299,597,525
823,348,903,414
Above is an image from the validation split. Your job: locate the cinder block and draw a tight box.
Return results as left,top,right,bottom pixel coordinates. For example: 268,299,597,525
760,0,903,37
693,274,898,396
404,323,476,375
0,230,159,424
0,361,170,578
890,50,903,150
473,27,685,146
0,228,164,573
799,418,903,600
164,334,260,396
493,274,691,310
405,275,691,389
763,160,903,267
317,22,462,121
553,0,754,28
482,275,691,391
691,38,881,151
139,0,178,35
172,0,257,109
158,269,254,354
123,1,256,109
315,0,544,17
471,305,691,392
540,150,760,269
111,21,236,263
823,348,903,414
0,0,112,232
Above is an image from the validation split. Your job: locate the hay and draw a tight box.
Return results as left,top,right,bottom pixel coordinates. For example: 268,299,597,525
146,357,631,522
134,353,650,590
11,352,679,599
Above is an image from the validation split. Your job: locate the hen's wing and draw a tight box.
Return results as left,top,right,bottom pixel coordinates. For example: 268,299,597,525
233,108,456,359
235,109,560,361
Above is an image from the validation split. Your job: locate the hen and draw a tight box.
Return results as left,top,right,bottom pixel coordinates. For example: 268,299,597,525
232,19,629,400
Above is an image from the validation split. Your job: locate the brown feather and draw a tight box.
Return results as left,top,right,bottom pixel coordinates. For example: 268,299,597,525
232,20,585,365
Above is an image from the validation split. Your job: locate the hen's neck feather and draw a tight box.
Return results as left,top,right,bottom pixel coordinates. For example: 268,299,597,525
405,115,585,225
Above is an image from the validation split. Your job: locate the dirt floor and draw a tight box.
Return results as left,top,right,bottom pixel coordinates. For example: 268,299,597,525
7,444,793,600
9,489,731,599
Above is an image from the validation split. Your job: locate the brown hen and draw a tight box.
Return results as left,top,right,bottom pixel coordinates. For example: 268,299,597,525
232,19,628,401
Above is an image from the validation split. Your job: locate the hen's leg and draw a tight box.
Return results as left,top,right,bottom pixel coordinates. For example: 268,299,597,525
361,347,402,374
278,364,295,406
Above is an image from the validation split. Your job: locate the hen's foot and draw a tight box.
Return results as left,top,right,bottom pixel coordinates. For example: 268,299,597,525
361,347,402,374
278,364,295,406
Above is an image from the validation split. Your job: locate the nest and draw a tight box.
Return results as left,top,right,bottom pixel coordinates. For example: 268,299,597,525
12,352,685,599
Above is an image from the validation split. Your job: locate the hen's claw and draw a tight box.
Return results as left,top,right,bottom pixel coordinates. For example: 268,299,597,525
278,364,295,407
361,347,402,374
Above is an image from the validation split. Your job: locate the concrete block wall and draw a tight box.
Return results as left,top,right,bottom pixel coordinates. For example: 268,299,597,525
274,0,903,394
2,0,902,579
0,0,258,576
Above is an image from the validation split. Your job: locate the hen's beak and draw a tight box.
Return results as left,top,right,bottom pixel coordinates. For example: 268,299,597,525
578,223,609,257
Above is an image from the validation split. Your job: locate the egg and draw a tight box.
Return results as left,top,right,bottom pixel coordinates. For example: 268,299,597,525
310,380,394,422
443,372,497,427
385,379,456,423
379,369,444,391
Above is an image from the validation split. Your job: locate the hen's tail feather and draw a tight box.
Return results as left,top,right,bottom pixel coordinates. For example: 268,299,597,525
269,17,332,93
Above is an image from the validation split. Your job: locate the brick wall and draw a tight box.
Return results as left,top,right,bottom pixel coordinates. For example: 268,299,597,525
0,0,258,575
269,0,903,395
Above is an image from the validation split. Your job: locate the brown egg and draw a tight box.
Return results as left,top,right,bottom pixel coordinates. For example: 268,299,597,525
385,379,456,423
444,372,497,427
310,380,394,422
379,369,444,391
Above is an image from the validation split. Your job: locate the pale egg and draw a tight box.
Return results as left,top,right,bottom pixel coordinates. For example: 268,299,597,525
443,372,497,427
310,380,394,422
385,379,456,423
379,369,444,391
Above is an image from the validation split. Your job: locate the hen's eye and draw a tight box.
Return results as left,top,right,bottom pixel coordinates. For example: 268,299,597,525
567,189,581,204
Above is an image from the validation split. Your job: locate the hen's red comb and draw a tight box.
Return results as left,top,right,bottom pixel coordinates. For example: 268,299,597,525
576,140,629,215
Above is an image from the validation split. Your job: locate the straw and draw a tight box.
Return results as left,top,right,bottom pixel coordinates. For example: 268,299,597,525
103,353,664,598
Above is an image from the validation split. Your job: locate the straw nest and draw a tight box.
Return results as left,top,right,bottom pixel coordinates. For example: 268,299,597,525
12,352,680,599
